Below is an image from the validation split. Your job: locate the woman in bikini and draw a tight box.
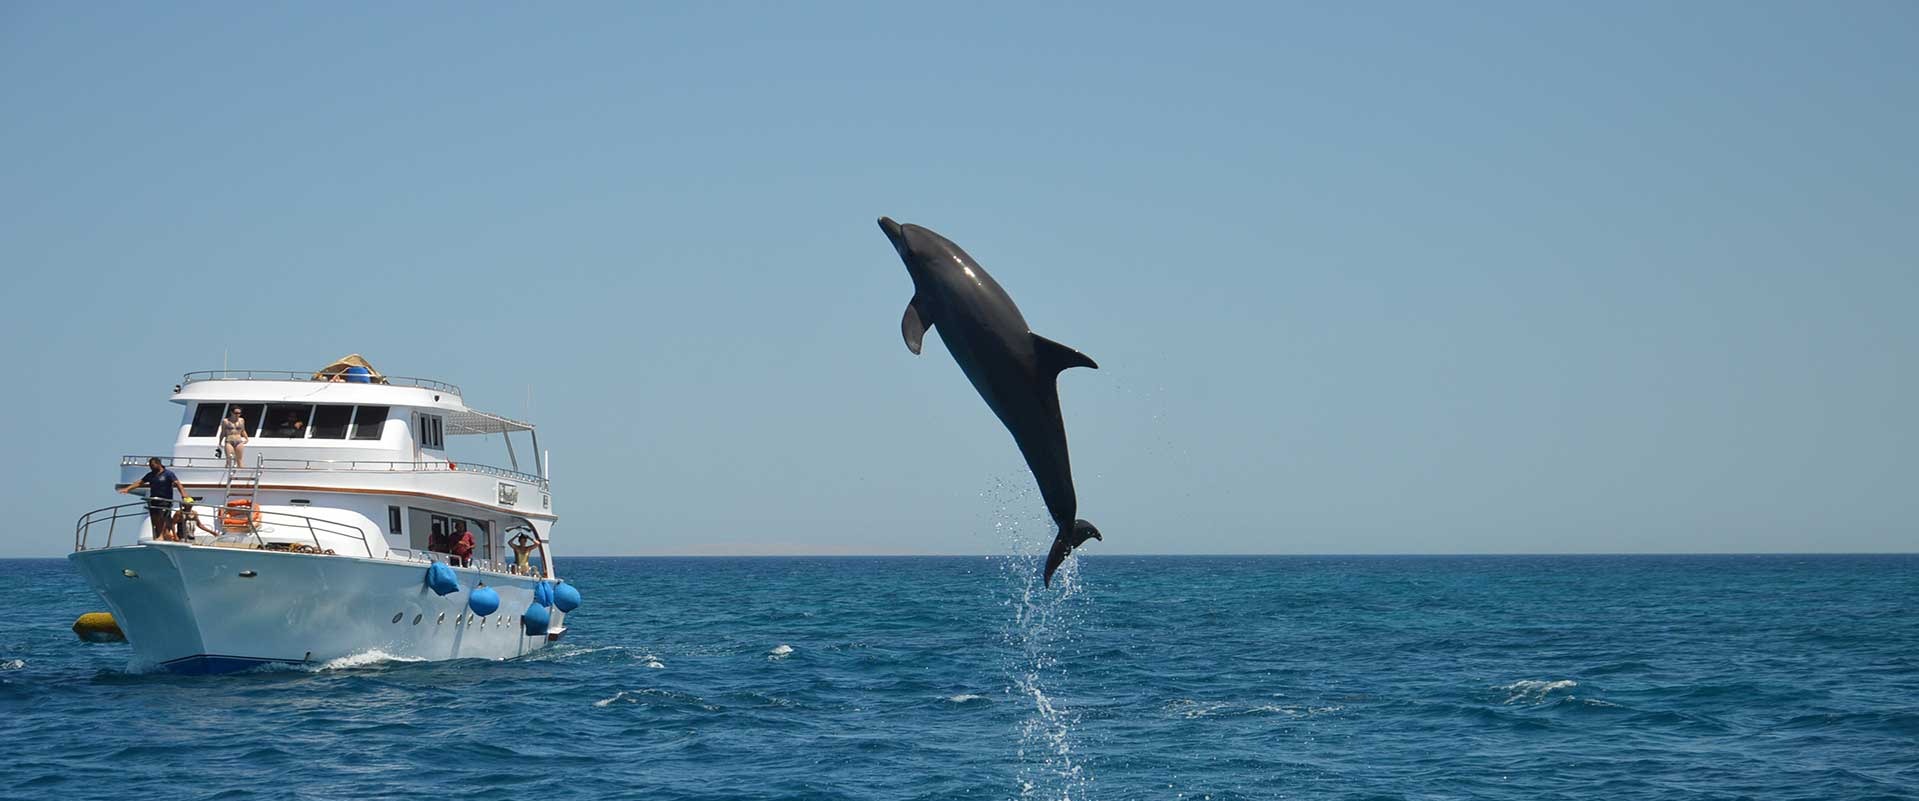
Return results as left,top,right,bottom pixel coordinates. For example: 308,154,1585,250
220,407,250,468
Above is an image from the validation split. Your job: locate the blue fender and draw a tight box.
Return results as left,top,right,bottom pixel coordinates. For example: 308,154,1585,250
534,580,555,608
523,602,551,635
468,586,500,617
426,563,459,596
553,581,581,613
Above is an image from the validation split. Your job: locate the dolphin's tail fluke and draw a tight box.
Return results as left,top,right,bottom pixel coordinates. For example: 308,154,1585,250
1042,519,1103,587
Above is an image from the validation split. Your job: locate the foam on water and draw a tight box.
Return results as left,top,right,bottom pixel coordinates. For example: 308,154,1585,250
314,650,430,671
1501,679,1579,704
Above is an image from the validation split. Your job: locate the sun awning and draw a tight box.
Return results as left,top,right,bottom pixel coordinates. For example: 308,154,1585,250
445,408,535,435
313,354,387,383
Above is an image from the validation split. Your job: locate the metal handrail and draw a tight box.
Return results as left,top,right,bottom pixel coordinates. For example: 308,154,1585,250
74,500,376,557
386,548,546,579
181,370,461,396
121,455,548,488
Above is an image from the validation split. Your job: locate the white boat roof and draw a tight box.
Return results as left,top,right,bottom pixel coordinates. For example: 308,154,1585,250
173,370,534,433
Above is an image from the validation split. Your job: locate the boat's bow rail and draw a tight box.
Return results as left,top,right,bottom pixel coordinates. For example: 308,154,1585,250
122,455,548,489
182,369,462,396
75,500,377,557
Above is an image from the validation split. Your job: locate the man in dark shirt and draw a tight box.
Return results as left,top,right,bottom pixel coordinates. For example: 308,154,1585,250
120,457,188,540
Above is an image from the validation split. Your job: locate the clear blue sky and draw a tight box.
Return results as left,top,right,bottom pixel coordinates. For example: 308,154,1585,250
3,3,1914,557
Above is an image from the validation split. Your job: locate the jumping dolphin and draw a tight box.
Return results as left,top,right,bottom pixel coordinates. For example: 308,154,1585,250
878,217,1102,586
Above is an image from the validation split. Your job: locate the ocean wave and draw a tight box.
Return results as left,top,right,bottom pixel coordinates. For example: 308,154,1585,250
591,688,719,711
1500,679,1577,704
944,693,988,705
1165,698,1345,719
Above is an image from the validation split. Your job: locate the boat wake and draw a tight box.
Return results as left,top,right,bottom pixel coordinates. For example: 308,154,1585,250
986,475,1095,801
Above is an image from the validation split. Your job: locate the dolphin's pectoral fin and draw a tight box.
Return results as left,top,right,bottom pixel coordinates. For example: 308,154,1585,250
902,297,933,355
1031,334,1098,375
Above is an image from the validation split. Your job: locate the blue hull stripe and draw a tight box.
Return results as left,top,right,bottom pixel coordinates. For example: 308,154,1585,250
161,654,304,675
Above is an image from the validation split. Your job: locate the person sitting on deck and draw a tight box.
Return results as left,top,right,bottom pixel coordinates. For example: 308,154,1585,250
169,498,219,543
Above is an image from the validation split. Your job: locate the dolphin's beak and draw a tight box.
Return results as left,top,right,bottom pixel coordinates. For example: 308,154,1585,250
878,216,905,246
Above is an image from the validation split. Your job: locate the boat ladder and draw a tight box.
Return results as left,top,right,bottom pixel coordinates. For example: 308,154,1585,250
220,466,262,534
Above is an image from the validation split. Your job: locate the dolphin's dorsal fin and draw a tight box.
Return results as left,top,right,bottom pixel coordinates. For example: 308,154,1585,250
1032,333,1097,375
902,296,933,355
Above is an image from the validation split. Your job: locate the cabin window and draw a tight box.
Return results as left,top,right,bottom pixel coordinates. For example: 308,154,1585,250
261,404,315,438
309,405,354,439
215,404,267,436
417,413,444,449
387,506,403,535
188,404,224,437
351,406,389,440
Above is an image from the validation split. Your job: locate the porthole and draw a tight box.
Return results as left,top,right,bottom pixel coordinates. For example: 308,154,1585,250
413,614,423,625
437,612,446,624
392,612,403,624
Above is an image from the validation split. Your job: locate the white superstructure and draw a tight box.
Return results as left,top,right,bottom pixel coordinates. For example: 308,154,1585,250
69,362,575,674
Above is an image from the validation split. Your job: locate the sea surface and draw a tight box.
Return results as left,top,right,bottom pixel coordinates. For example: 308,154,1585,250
2,552,1914,800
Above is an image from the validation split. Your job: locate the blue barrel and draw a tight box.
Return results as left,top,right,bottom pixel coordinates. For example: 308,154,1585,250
468,586,500,617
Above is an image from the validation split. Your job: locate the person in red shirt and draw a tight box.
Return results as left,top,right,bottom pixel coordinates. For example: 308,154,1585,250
448,522,476,568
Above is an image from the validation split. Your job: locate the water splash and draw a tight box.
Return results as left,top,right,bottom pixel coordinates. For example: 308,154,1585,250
985,474,1095,801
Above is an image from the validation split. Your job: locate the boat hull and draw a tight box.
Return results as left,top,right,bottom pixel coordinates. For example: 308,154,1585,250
70,543,563,674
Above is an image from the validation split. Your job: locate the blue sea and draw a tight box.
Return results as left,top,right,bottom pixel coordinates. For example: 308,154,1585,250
2,552,1914,800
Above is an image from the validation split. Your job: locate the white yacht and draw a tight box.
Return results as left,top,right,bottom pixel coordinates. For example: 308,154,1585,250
69,357,578,674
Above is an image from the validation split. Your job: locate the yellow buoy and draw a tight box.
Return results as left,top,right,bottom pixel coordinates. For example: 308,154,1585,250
73,612,126,643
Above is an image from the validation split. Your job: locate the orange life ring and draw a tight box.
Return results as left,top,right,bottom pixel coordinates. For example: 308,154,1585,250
220,499,262,530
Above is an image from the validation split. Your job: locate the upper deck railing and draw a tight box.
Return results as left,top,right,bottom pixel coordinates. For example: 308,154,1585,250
123,455,548,489
182,370,462,396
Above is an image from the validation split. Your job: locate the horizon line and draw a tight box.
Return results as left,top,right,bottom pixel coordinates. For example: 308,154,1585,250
4,551,1915,561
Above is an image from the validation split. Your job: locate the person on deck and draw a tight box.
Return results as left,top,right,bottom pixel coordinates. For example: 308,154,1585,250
508,531,539,575
170,498,219,542
219,407,249,468
429,522,477,567
120,457,187,539
448,522,476,568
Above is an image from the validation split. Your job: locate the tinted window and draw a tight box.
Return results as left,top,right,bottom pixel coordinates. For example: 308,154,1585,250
261,404,314,438
225,404,266,436
351,406,388,440
387,506,402,534
309,405,353,439
188,404,223,437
